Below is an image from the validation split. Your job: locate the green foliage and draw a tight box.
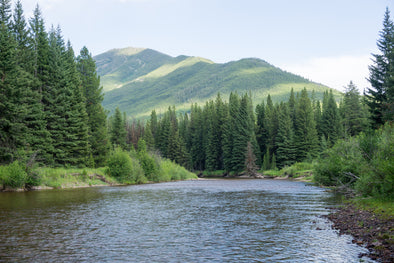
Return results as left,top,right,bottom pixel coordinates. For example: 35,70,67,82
158,158,197,182
365,8,394,127
137,139,159,181
36,167,116,188
315,123,393,199
279,162,314,178
98,47,338,119
0,161,27,188
106,148,146,184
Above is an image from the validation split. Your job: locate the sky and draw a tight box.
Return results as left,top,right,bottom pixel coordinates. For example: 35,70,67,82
20,0,394,92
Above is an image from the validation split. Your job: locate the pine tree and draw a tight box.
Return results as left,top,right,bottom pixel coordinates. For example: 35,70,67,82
321,90,340,146
29,5,54,164
63,41,90,166
0,15,25,163
77,46,109,166
294,88,319,161
276,103,296,167
143,121,155,151
230,94,250,173
189,104,205,170
262,148,270,171
223,93,239,172
366,7,394,127
265,95,278,154
110,107,127,149
255,100,269,163
341,81,370,136
204,100,217,171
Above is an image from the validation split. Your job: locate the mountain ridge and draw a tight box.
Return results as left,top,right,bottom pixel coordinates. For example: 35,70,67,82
95,47,339,118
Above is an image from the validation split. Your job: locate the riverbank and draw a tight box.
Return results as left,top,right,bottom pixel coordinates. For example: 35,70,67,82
325,200,394,262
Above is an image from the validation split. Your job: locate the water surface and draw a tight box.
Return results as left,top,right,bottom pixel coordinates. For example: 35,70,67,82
0,179,373,262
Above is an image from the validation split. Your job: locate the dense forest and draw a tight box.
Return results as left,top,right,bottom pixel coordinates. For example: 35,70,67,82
0,1,109,167
0,1,393,199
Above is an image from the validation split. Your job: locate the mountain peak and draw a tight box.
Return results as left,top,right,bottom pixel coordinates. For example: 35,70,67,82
95,47,339,118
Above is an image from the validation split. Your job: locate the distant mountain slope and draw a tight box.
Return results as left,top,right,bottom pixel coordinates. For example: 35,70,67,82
96,47,339,118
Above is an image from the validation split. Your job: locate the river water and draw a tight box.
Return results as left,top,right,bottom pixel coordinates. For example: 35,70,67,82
0,179,373,262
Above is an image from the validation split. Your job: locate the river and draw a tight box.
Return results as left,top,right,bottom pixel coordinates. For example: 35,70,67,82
0,179,373,262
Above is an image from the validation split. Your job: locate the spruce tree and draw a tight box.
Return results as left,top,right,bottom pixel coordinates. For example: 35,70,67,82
276,103,296,167
64,42,90,166
321,90,340,146
294,88,319,161
189,104,205,170
223,92,239,172
366,7,394,127
341,81,370,136
255,101,268,162
77,46,109,166
0,17,25,162
110,107,127,149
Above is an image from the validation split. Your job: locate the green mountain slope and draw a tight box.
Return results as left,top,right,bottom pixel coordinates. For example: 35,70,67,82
96,47,340,118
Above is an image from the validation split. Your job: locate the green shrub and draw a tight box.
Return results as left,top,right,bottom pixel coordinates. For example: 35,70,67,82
158,158,197,182
315,123,393,200
0,161,28,188
355,123,394,199
314,137,366,186
106,148,147,184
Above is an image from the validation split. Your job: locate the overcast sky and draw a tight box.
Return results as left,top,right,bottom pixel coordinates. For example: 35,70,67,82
20,0,394,92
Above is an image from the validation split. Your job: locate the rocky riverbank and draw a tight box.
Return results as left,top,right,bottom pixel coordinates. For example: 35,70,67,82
325,204,394,262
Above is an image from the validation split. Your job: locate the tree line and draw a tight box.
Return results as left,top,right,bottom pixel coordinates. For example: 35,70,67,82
0,1,109,167
124,86,369,174
1,0,392,189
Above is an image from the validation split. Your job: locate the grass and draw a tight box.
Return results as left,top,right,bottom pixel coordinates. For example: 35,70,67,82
351,197,394,218
35,167,117,189
258,162,314,181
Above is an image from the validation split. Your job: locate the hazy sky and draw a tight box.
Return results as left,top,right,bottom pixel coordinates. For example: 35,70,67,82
20,0,394,92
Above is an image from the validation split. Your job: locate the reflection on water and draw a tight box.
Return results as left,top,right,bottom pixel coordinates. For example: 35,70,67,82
0,179,373,262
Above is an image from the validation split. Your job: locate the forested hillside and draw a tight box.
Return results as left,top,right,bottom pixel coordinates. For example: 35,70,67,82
96,48,340,118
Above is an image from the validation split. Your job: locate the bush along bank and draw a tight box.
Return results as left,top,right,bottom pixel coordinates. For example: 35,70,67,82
314,123,394,262
0,142,197,191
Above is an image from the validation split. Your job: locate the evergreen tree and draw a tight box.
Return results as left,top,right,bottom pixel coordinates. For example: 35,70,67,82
276,103,296,167
230,94,251,173
223,92,239,172
77,46,109,166
12,0,32,69
264,94,278,154
255,101,268,163
321,90,341,145
0,15,25,162
189,104,205,170
0,0,11,29
63,41,90,166
204,100,217,171
110,107,127,149
315,100,322,137
341,81,370,136
294,88,319,161
366,7,394,126
143,121,155,151
262,148,270,171
288,88,297,125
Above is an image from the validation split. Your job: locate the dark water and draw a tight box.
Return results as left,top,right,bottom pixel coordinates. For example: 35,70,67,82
0,179,373,262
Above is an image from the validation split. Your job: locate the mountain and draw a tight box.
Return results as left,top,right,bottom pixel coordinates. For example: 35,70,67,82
96,47,339,118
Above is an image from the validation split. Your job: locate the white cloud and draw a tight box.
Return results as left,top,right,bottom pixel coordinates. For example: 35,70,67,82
281,55,371,92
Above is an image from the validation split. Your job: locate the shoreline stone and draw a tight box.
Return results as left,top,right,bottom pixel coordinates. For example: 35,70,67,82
324,204,394,262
